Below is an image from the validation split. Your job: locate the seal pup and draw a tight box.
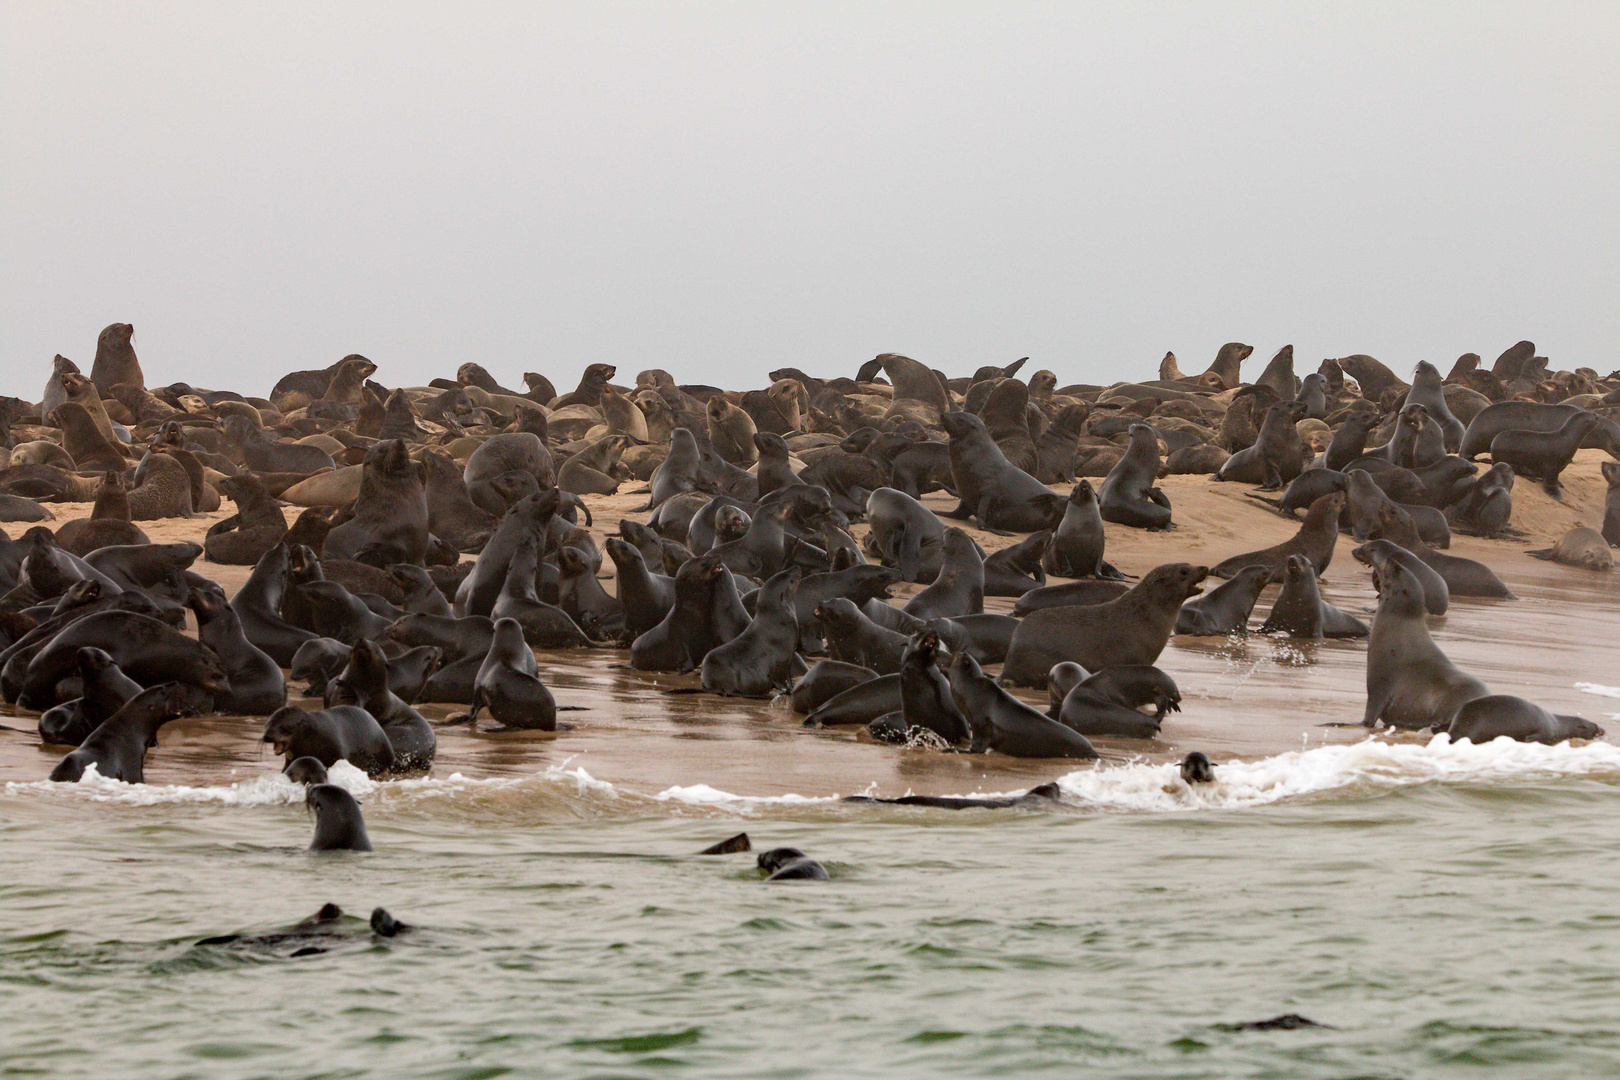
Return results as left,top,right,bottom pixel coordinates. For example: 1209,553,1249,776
1040,480,1122,579
262,705,396,777
455,617,557,730
1210,492,1342,580
1488,410,1602,497
49,683,213,783
283,757,330,786
1097,424,1173,530
1175,564,1272,636
950,652,1097,758
1448,695,1604,745
701,567,801,698
307,784,373,852
1526,527,1613,572
1257,555,1368,638
1360,548,1489,729
757,848,829,881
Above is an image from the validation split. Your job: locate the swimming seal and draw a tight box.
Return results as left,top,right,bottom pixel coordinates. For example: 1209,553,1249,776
1360,546,1489,729
1040,480,1121,578
283,757,330,786
1097,424,1172,529
262,705,396,777
49,683,213,783
1175,564,1272,636
1526,527,1613,572
1180,752,1215,783
939,412,1065,533
1448,695,1604,745
307,784,373,852
1001,563,1207,686
1209,492,1342,579
949,652,1097,758
757,848,829,882
701,567,800,697
1257,554,1368,638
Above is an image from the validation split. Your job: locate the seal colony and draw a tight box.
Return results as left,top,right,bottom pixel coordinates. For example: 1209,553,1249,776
3,326,1615,819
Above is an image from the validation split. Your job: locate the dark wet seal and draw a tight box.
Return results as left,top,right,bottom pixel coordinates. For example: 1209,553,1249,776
1179,752,1215,784
1217,1014,1333,1031
843,782,1062,810
758,847,829,881
370,907,410,938
699,833,752,855
195,902,345,950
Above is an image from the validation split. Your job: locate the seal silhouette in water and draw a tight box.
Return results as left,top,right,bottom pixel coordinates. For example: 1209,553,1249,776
757,848,828,881
1179,752,1215,784
307,784,372,852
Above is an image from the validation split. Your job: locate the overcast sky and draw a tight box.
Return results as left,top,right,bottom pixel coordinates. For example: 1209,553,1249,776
4,2,1616,400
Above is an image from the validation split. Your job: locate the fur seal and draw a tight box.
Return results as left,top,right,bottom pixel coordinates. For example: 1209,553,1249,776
1001,563,1208,686
1010,579,1131,616
1053,677,1163,739
37,646,141,746
1210,492,1342,579
803,672,901,727
1352,539,1449,617
701,567,801,697
307,784,372,852
553,363,617,409
1254,344,1299,400
605,537,675,638
1461,401,1620,461
790,659,878,714
1365,506,1512,599
816,597,908,674
1257,554,1368,638
324,640,436,768
1389,403,1446,470
630,554,736,673
555,545,625,641
1197,342,1253,390
49,403,127,472
1097,424,1172,529
490,535,594,648
41,354,78,420
706,397,759,466
1403,361,1465,451
1360,547,1489,729
949,652,1097,758
1343,470,1449,548
49,683,213,783
1489,410,1601,497
458,489,563,618
1445,462,1514,540
926,612,1018,665
863,487,953,583
1448,695,1604,745
126,452,195,519
322,440,430,563
204,474,289,565
900,528,983,621
262,705,396,777
1215,401,1306,489
89,322,143,394
1322,409,1380,472
1175,564,1272,635
1527,527,1613,572
757,847,828,882
1603,461,1620,547
464,433,556,512
388,564,453,618
53,472,149,557
892,629,970,743
455,616,557,730
938,411,1063,533
1040,480,1120,578
557,435,629,496
221,417,336,475
282,757,330,786
19,611,229,711
981,530,1049,596
188,585,286,714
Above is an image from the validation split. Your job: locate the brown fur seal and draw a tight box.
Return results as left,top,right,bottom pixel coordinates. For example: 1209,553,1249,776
558,435,630,496
1448,695,1603,745
205,474,289,564
1336,355,1409,401
1098,424,1172,529
125,453,195,519
1489,410,1601,497
322,440,430,564
552,363,616,409
1253,344,1299,400
1001,563,1208,686
320,356,378,406
54,473,149,557
866,354,952,423
706,397,758,466
950,652,1097,758
60,372,131,451
1198,343,1253,390
598,384,649,440
1360,546,1489,729
1215,401,1306,489
89,323,143,395
940,412,1065,533
1526,527,1613,572
48,403,127,472
41,354,79,421
1210,492,1342,579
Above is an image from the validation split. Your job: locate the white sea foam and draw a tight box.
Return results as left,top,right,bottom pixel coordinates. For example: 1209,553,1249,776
1576,682,1620,699
7,737,1619,815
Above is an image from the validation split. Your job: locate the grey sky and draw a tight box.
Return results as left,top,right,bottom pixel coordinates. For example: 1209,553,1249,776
4,2,1617,399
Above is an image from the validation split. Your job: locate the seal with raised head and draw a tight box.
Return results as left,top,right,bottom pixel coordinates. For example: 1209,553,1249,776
1352,538,1448,617
1489,410,1601,497
262,705,396,777
790,659,878,715
19,611,229,711
1097,424,1172,530
1460,401,1620,460
1001,563,1208,686
892,628,970,744
36,647,141,746
1448,695,1604,745
1175,564,1272,636
949,652,1097,758
204,473,289,565
1215,401,1306,489
89,322,143,395
901,528,984,621
1527,527,1613,572
701,566,801,697
454,616,557,730
49,683,213,783
322,439,430,564
757,847,829,882
1040,480,1120,578
1257,554,1368,638
816,597,909,675
1445,461,1514,540
939,412,1065,533
307,784,372,852
1360,546,1489,729
53,472,149,557
1403,361,1466,451
189,585,286,714
323,640,436,769
490,534,594,648
1210,492,1342,580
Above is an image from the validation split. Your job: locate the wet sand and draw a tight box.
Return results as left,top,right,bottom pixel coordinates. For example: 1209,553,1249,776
4,452,1616,797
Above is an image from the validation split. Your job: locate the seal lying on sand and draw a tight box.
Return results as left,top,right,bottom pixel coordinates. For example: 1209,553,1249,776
1448,695,1604,745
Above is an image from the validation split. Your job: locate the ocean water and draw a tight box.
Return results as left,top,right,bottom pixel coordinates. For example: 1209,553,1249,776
8,736,1620,1079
